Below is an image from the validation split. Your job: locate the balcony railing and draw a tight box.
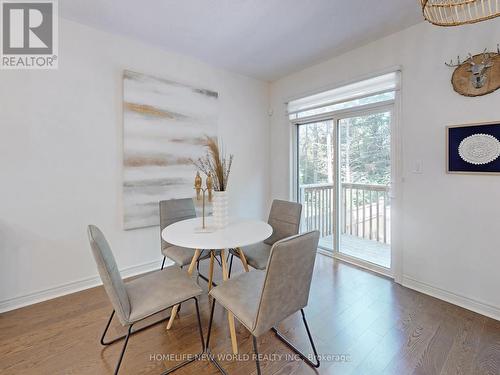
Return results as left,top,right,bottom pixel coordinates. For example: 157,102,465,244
299,182,391,244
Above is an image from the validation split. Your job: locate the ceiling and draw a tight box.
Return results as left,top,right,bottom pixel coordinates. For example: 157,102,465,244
60,0,423,81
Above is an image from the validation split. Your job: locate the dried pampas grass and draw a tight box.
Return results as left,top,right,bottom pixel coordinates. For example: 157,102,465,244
191,136,233,191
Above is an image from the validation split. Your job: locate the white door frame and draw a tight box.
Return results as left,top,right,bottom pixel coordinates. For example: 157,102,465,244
291,97,402,281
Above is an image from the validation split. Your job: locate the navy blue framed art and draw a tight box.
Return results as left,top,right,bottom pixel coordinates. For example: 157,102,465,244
447,121,500,174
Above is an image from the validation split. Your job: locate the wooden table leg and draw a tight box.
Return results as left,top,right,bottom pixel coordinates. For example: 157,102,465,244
166,249,201,330
220,249,239,354
236,247,250,272
208,250,215,291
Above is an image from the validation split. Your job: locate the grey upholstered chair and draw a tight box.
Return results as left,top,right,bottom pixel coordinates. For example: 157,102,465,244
88,225,204,375
229,199,302,273
207,231,320,374
160,198,210,269
160,198,222,287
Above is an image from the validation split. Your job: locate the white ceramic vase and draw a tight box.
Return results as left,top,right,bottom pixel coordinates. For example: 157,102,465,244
212,191,229,229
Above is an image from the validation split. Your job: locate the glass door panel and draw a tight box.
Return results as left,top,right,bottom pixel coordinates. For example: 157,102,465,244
297,120,335,251
338,111,391,268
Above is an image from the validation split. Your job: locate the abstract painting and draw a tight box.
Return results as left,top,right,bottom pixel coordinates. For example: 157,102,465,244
123,70,218,230
447,121,500,174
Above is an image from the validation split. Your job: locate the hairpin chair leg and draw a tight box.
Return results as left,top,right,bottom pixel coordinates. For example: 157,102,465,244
161,256,167,270
271,309,320,368
252,336,262,375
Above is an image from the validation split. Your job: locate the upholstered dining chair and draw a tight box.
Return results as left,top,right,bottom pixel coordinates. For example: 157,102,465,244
229,199,302,274
87,225,204,375
207,231,320,375
160,198,210,269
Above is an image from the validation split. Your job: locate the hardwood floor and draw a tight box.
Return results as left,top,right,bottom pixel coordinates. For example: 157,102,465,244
1,255,499,375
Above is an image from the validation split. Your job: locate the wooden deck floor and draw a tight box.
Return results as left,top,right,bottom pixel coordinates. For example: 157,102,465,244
1,255,499,374
319,234,391,268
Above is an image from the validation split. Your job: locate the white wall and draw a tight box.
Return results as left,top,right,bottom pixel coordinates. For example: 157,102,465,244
270,20,500,319
0,19,270,311
2,16,499,321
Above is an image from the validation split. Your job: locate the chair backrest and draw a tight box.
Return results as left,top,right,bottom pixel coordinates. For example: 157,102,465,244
253,231,319,336
87,225,130,325
264,199,302,245
159,198,196,250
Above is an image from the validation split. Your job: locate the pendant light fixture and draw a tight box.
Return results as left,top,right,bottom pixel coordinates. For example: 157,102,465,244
421,0,500,26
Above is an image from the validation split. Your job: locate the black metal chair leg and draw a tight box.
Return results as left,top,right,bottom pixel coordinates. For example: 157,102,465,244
252,335,262,375
100,310,117,345
300,309,320,366
205,299,228,375
215,254,222,267
196,251,213,284
271,309,320,368
196,251,222,287
205,303,320,374
114,324,133,374
161,297,206,374
161,256,167,270
194,298,205,352
177,266,182,313
100,310,171,346
100,297,205,374
228,254,234,278
206,298,216,350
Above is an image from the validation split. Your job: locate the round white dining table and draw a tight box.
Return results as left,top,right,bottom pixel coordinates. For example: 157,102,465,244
161,217,272,354
162,217,272,250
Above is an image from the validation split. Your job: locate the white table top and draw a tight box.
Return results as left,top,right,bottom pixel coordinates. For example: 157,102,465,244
161,217,273,250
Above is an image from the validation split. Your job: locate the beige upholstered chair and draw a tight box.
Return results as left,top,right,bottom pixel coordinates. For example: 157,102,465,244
88,225,204,375
207,231,320,374
229,199,302,273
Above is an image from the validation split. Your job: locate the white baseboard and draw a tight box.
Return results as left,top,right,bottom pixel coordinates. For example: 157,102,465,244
402,276,500,322
0,258,172,314
3,263,499,322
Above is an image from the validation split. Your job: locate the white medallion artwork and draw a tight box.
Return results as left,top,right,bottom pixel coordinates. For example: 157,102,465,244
458,133,500,165
123,70,218,230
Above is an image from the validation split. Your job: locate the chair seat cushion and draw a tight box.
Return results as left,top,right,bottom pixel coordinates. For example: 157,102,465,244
162,246,211,266
233,242,271,270
126,266,203,323
209,270,266,332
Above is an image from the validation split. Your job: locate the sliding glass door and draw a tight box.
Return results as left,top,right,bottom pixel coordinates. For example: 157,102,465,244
297,120,335,251
338,110,392,268
295,107,393,272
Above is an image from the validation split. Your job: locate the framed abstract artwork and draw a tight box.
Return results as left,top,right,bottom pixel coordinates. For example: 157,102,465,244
123,70,218,230
446,121,500,174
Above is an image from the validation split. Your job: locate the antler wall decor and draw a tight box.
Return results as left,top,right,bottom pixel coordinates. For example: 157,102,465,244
445,45,500,97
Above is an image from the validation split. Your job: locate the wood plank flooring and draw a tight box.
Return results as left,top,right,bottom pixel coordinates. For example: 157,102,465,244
0,255,499,375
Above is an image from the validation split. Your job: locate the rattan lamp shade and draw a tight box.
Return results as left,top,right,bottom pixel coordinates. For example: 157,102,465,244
421,0,500,26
